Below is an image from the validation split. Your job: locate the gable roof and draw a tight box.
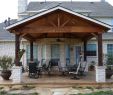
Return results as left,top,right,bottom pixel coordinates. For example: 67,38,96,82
27,1,113,17
6,6,111,30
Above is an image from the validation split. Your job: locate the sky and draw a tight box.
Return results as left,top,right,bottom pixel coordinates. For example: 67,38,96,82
0,0,113,22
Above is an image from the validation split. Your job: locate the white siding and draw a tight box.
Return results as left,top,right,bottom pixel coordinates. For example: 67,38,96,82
0,42,15,58
0,41,27,68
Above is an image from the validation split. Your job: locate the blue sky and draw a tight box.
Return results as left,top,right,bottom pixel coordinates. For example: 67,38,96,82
0,0,112,22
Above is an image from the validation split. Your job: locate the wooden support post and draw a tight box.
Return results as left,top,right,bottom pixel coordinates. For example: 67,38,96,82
98,33,103,66
84,40,87,61
30,41,33,61
15,34,20,66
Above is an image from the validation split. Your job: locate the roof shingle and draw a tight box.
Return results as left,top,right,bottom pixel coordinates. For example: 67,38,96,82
27,2,113,17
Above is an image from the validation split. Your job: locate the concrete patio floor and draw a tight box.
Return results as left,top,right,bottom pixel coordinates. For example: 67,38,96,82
0,71,113,95
0,71,113,88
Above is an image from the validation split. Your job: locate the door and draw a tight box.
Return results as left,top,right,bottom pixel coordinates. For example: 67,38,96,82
51,44,60,59
75,46,81,64
65,45,70,65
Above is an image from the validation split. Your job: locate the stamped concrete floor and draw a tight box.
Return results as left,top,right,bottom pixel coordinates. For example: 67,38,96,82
0,71,113,95
0,71,113,87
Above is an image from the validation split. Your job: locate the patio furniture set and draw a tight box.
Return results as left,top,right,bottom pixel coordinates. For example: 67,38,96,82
28,58,87,79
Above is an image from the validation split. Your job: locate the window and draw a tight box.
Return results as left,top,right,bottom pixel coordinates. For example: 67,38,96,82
107,44,113,55
86,44,96,56
111,26,113,32
111,19,113,32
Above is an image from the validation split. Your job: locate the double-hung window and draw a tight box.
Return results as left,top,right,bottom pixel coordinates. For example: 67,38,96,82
107,44,113,56
86,44,96,56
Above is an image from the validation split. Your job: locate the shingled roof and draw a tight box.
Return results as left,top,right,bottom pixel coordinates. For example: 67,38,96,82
27,1,113,17
0,19,17,41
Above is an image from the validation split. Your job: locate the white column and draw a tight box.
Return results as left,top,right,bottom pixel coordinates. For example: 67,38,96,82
96,66,106,82
21,43,27,69
45,45,51,60
38,44,42,67
70,45,74,64
12,66,22,83
60,44,66,67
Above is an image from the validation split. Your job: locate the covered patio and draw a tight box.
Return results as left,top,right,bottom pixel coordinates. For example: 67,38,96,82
6,6,110,83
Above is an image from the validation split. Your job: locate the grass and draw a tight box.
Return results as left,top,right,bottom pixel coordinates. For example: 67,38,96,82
0,92,39,95
0,85,39,95
21,85,35,90
70,90,113,95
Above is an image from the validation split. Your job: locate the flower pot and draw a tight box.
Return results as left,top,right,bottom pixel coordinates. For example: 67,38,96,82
106,69,113,79
1,70,11,80
89,65,95,71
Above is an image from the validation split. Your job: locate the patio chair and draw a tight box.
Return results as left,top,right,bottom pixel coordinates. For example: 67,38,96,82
48,59,61,74
69,61,87,79
68,63,81,79
41,59,51,74
78,61,87,76
28,61,41,78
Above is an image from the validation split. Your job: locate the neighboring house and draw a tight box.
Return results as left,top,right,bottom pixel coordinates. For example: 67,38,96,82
1,0,113,70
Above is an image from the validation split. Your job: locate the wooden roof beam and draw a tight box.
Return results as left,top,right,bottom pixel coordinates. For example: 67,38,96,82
24,34,36,41
20,26,104,33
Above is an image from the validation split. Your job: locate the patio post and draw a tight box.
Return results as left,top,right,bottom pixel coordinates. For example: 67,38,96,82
30,41,33,62
83,40,87,61
15,34,20,66
96,33,106,82
98,33,103,66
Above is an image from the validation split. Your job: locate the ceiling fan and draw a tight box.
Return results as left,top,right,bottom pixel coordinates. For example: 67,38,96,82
56,38,65,42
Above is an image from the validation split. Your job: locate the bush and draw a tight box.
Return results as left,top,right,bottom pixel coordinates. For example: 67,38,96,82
0,56,13,70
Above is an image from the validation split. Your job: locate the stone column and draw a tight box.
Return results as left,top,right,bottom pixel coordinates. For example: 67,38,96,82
12,66,22,83
96,33,106,82
96,66,106,82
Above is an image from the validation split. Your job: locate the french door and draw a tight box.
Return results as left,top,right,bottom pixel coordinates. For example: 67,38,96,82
51,44,60,59
75,46,81,64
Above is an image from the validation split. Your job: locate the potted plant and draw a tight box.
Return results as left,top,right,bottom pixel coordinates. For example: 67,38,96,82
106,54,113,79
0,56,13,80
18,49,25,66
18,49,25,72
89,61,96,71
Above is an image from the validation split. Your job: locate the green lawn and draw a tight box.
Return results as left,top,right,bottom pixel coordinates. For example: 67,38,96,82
73,91,113,95
0,90,39,95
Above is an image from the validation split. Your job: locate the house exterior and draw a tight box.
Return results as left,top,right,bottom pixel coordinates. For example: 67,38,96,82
1,0,113,82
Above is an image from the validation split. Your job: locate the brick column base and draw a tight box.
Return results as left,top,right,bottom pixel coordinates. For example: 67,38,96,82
12,66,22,83
96,66,106,82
